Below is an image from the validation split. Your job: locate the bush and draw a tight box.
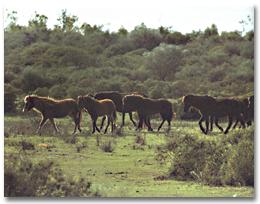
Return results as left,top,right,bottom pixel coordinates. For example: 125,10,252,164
158,128,254,186
100,139,115,153
21,68,53,92
4,84,17,113
4,154,99,197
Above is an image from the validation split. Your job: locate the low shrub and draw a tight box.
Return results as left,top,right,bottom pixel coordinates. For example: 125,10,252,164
157,128,254,186
100,139,115,153
4,154,100,197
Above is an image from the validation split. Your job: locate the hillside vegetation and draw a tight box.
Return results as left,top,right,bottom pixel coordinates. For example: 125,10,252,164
4,10,254,114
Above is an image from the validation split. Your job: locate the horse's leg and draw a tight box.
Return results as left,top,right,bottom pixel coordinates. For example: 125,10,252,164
36,116,48,135
121,111,125,128
136,115,144,131
247,120,252,126
210,116,214,131
214,118,224,132
104,116,110,134
100,116,106,130
224,116,233,134
95,118,100,133
232,119,239,129
238,115,246,129
158,119,166,132
71,113,81,134
76,111,82,132
167,120,171,133
198,115,206,134
205,116,209,134
111,117,114,133
129,112,137,127
144,116,153,131
49,118,60,133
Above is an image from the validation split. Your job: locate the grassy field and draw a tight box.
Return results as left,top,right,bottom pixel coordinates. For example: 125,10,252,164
4,114,254,197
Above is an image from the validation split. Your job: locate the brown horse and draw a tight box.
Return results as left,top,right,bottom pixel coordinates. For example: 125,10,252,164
122,95,173,132
22,95,81,135
232,96,254,129
182,95,247,134
94,91,150,129
77,95,117,134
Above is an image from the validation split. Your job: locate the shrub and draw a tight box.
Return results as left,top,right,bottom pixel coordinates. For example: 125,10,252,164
100,139,115,153
4,84,17,113
21,68,53,92
4,154,99,197
158,128,254,186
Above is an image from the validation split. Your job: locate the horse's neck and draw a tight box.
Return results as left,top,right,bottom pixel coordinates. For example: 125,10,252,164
191,97,205,110
85,99,99,111
33,98,46,113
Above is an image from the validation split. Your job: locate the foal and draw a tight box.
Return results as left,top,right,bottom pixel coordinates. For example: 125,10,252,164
77,95,117,134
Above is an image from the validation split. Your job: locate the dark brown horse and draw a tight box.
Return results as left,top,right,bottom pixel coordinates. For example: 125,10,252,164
182,95,247,134
183,95,216,134
122,95,173,132
232,96,254,129
94,91,150,129
77,95,117,134
22,95,81,135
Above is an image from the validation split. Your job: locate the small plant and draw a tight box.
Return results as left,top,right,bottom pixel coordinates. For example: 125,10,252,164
20,141,35,150
135,133,146,146
100,140,115,153
76,142,88,153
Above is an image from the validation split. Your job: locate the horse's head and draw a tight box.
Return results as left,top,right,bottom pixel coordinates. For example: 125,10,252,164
78,95,94,110
182,95,192,113
23,95,35,112
77,95,85,110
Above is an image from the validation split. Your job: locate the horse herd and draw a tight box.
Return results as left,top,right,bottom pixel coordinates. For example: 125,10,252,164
22,91,254,136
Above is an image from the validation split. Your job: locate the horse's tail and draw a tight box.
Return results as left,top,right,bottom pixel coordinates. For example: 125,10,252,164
112,110,117,121
77,110,82,126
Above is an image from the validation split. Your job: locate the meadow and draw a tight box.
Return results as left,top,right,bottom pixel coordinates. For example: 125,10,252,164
4,114,254,197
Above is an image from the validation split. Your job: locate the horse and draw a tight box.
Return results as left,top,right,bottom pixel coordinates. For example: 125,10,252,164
122,95,173,132
77,95,117,134
93,91,151,130
22,95,81,135
182,95,216,134
231,96,254,129
210,98,247,134
182,94,247,134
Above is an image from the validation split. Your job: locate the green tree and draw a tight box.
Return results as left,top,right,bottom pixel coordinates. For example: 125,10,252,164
204,24,219,38
144,43,183,80
55,9,79,32
5,10,22,31
28,12,48,30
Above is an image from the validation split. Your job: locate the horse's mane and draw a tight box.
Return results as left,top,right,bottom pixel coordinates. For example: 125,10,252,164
26,95,70,103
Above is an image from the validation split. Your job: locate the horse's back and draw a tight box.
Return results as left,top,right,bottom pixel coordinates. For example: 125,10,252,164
97,99,116,114
95,92,123,111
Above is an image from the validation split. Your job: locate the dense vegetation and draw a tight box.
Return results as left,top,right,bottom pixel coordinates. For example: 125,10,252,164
4,10,254,114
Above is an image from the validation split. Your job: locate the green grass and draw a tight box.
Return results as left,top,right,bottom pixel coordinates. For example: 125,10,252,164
4,114,254,197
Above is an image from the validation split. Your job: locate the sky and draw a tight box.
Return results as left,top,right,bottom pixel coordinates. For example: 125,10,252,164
2,0,254,34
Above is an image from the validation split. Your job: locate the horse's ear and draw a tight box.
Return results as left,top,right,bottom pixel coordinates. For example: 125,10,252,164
181,96,186,103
